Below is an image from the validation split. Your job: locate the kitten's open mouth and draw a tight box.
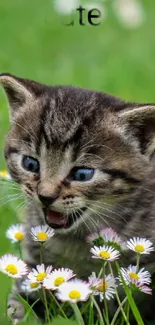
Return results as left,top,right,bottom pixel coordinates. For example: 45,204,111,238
44,207,87,229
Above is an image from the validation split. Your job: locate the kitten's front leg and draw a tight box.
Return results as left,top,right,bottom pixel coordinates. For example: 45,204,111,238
7,277,45,324
8,292,25,324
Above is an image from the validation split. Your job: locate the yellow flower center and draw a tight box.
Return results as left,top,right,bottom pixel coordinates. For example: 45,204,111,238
5,264,18,275
97,280,108,292
129,272,139,280
99,251,110,259
36,272,47,282
135,244,145,253
15,232,24,241
0,171,8,177
30,282,40,289
69,290,81,299
37,232,48,241
54,277,65,287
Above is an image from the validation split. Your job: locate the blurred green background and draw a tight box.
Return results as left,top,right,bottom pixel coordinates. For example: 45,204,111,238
0,0,155,323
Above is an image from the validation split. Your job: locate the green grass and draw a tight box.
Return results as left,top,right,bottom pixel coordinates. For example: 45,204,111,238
0,0,155,323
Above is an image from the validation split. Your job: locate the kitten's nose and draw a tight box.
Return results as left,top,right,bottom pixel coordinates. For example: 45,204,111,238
38,195,58,206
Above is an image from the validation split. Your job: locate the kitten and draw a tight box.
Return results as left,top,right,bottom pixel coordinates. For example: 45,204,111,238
1,73,155,324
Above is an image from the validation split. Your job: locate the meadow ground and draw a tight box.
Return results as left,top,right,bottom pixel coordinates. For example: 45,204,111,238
0,0,155,324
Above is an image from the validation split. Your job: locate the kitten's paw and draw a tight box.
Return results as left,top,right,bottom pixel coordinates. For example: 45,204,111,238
7,299,25,324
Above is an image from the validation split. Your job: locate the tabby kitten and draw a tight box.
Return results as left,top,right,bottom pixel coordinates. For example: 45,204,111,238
1,73,155,323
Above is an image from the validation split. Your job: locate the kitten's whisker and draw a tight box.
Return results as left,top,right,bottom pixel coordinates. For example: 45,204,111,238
7,138,33,146
87,206,111,228
84,211,100,232
78,152,105,165
77,208,92,233
0,193,23,202
0,187,21,193
16,200,26,212
84,200,127,223
88,207,112,227
80,137,114,153
0,179,20,187
0,195,24,207
11,120,37,143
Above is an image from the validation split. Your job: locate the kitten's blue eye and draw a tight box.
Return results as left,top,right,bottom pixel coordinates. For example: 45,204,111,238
22,156,40,173
71,167,94,182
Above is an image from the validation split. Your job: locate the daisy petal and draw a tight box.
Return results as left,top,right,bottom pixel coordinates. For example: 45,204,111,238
90,245,120,261
0,254,28,278
6,224,24,243
30,225,54,242
56,279,91,303
43,267,75,290
28,263,53,283
126,237,154,255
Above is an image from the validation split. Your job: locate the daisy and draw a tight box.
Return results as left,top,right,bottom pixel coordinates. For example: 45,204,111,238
88,272,116,301
91,245,120,261
43,268,75,290
28,264,53,283
30,225,54,242
0,170,11,180
88,272,101,289
87,232,100,244
56,279,91,303
139,285,152,295
100,228,123,249
0,254,28,278
120,265,151,285
126,237,154,255
6,224,24,243
21,278,41,293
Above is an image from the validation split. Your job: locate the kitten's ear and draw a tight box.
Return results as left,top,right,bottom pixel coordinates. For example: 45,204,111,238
0,73,35,118
118,105,155,158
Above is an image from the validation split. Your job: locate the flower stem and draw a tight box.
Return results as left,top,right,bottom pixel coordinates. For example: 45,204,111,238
42,287,50,323
49,291,68,319
18,242,22,259
70,303,85,325
109,262,129,325
136,254,140,273
91,295,105,325
111,296,128,325
40,243,44,264
102,262,110,325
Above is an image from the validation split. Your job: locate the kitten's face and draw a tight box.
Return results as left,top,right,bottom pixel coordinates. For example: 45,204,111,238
2,74,154,233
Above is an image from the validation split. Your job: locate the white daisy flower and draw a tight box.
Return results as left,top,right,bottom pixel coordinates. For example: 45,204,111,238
0,170,11,180
91,245,120,261
21,278,41,293
120,265,151,286
6,224,24,243
28,264,53,283
43,268,75,290
30,225,54,242
100,228,123,248
126,237,154,255
87,232,100,244
56,279,91,303
88,272,116,301
0,254,28,278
